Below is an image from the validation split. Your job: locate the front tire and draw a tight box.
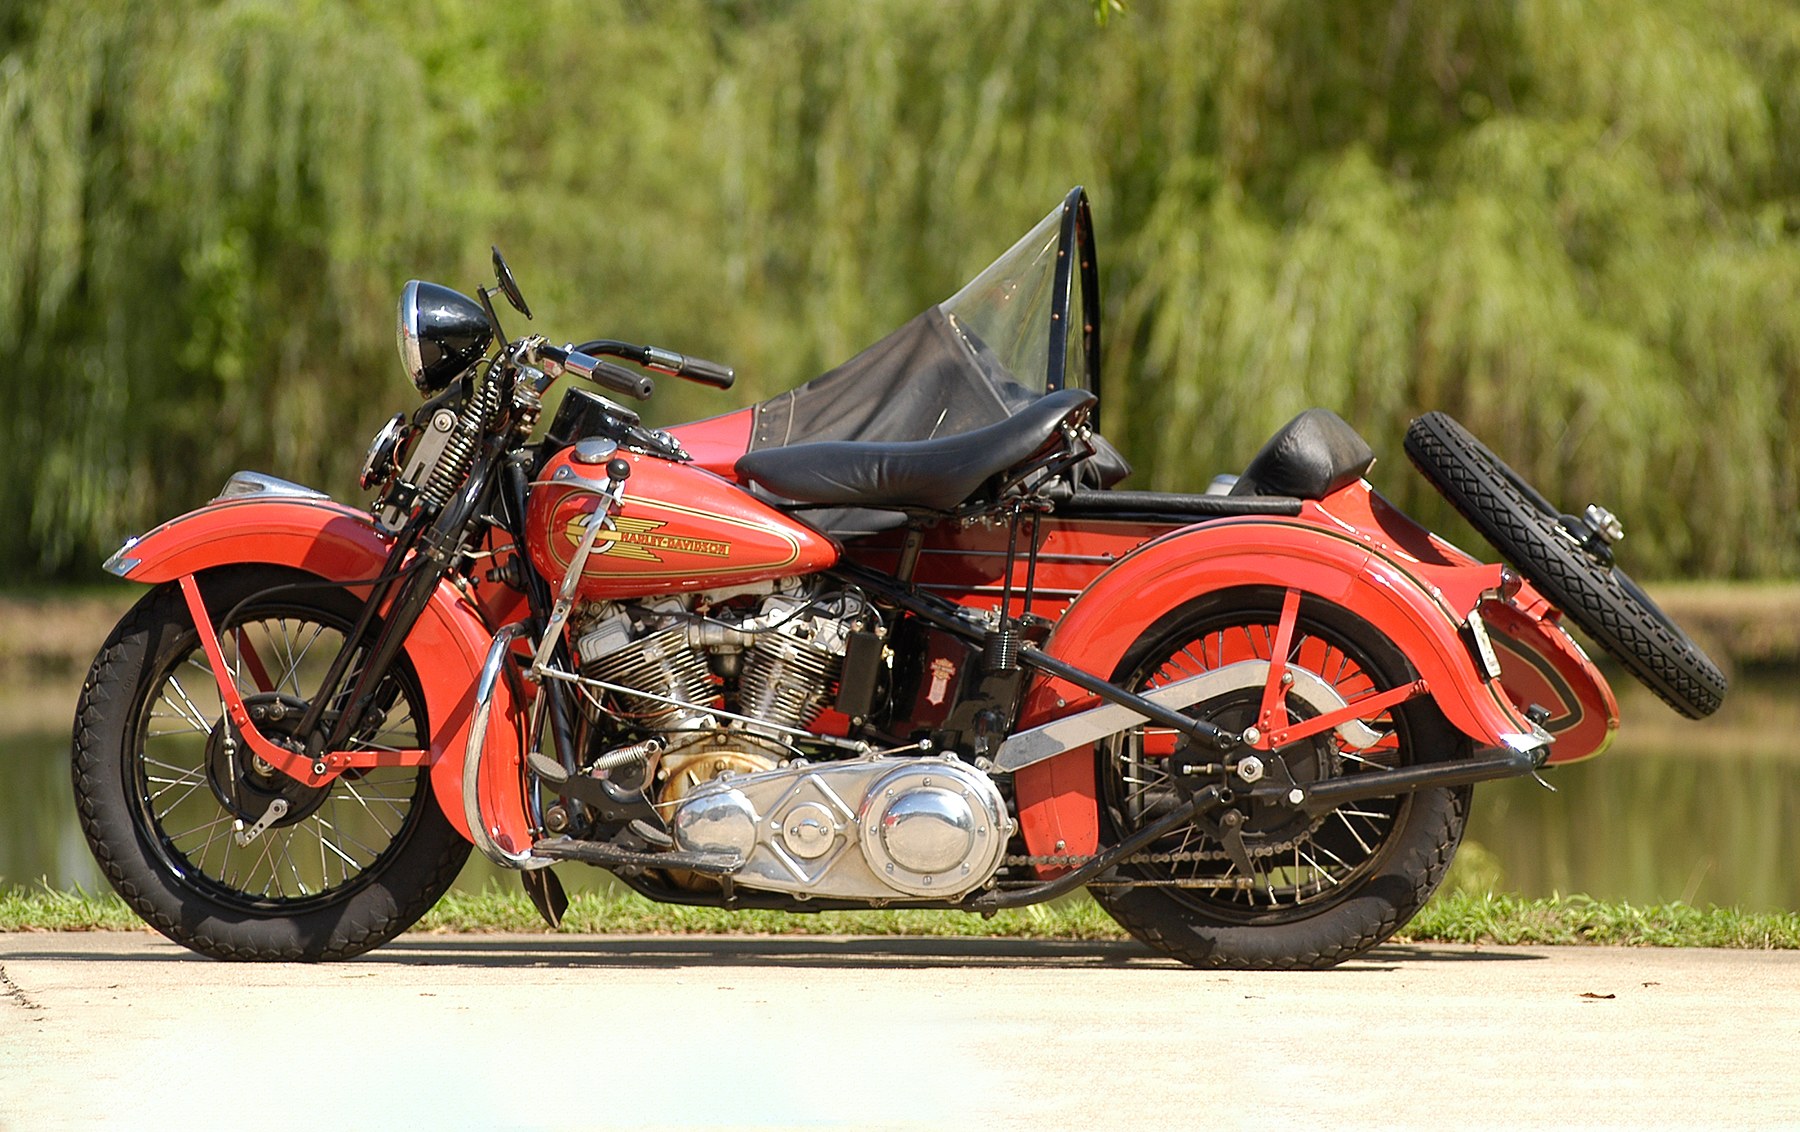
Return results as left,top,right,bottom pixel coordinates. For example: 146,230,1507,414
1090,589,1469,970
72,567,471,961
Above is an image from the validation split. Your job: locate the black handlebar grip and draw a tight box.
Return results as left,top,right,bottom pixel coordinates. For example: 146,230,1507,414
641,345,734,390
678,356,735,390
590,359,654,401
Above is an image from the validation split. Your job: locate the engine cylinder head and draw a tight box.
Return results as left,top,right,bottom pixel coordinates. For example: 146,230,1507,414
581,624,716,728
737,632,840,733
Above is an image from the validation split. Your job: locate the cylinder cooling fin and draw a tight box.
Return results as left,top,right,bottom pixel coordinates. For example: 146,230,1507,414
580,623,717,728
738,631,841,733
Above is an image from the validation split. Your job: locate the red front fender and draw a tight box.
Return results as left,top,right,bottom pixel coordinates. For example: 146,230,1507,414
1012,511,1541,863
109,492,531,853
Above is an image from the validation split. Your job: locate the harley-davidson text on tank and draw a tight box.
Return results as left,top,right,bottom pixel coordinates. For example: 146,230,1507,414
526,446,837,600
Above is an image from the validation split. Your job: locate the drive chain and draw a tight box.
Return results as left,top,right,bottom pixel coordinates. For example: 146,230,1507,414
1006,849,1239,869
1006,829,1311,870
1003,851,1261,890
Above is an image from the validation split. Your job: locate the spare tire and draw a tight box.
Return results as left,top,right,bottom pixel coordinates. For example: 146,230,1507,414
1404,411,1725,719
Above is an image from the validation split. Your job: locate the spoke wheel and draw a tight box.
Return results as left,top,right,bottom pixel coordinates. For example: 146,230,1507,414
74,567,470,960
1091,588,1470,970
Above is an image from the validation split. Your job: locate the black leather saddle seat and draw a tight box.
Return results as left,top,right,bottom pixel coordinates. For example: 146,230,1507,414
736,388,1096,512
1229,408,1376,499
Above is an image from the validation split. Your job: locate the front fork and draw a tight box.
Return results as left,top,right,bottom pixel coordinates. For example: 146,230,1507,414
177,453,499,795
175,574,431,792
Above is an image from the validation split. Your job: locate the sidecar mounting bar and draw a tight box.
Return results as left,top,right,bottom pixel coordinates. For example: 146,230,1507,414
1281,745,1544,816
1017,645,1241,751
966,786,1223,912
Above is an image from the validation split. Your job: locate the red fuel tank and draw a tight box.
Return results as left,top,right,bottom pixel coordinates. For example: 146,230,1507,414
526,445,838,600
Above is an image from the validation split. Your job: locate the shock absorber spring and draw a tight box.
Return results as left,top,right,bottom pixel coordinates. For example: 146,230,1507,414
417,375,500,513
983,623,1022,674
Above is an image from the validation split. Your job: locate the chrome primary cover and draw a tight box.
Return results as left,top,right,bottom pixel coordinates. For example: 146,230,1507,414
669,756,1012,901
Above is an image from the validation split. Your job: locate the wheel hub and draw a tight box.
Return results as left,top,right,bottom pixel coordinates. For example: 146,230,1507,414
205,692,330,826
1169,690,1340,855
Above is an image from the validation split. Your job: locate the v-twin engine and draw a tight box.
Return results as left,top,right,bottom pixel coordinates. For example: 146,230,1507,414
574,589,853,741
669,755,1014,901
567,586,1014,902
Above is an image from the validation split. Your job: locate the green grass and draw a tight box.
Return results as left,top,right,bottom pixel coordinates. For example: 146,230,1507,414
1400,891,1800,950
417,888,1127,939
4,883,1796,950
0,886,144,932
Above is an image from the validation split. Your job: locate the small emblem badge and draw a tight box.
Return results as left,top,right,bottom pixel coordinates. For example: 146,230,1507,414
926,657,957,706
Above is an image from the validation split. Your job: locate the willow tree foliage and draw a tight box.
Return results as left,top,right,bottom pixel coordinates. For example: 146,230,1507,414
3,0,1797,580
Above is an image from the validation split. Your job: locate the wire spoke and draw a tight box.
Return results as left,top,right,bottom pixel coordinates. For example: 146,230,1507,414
152,775,215,821
128,595,430,909
164,814,233,843
159,674,216,734
313,826,361,869
1332,810,1376,855
334,781,406,837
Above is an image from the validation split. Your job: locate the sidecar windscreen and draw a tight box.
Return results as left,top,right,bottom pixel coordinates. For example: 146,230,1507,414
752,189,1100,451
938,189,1098,404
745,190,1119,539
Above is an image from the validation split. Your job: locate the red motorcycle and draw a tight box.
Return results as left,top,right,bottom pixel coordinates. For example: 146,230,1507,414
73,189,1724,968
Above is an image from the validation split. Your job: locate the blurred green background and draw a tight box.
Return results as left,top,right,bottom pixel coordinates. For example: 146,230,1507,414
4,0,1798,583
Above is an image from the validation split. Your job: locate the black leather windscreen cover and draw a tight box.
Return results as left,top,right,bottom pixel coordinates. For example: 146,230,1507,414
745,306,1127,537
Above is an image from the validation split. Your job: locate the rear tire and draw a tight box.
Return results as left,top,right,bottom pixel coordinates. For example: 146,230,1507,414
1090,589,1469,970
72,567,470,961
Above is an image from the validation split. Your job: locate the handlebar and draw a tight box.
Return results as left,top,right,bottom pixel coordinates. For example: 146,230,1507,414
574,339,736,391
536,344,654,401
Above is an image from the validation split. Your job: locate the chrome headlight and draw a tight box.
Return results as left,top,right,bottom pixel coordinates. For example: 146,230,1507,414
396,279,493,394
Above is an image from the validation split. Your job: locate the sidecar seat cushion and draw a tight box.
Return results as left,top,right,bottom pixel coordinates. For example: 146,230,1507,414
735,388,1095,512
1229,408,1376,500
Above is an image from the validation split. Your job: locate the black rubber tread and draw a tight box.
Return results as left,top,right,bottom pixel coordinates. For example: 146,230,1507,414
1088,589,1471,970
1404,411,1725,719
71,569,471,961
1096,788,1468,971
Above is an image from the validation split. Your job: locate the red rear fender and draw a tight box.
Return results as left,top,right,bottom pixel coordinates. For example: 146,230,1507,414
1013,512,1544,862
108,494,529,851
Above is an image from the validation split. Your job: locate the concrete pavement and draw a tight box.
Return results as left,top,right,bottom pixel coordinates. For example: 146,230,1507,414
3,931,1797,1130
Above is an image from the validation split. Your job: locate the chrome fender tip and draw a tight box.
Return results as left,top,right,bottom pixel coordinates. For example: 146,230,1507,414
102,537,142,577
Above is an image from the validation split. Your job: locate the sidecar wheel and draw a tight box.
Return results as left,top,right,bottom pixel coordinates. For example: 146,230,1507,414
1403,411,1725,718
1091,589,1470,970
72,567,471,961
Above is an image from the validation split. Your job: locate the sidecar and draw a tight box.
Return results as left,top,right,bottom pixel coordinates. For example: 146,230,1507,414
666,186,1724,883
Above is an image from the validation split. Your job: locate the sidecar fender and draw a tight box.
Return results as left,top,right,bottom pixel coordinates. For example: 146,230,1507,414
1012,515,1540,863
107,492,530,852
